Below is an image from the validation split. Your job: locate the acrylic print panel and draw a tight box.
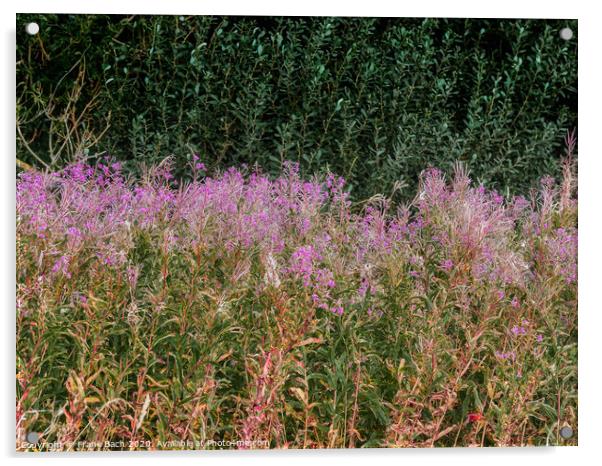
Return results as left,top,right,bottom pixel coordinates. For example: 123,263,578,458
15,14,577,451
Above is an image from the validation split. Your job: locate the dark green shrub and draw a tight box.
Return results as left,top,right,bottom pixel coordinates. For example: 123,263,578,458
16,15,577,200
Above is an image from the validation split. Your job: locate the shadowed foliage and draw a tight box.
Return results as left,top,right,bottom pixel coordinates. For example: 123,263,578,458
16,15,576,200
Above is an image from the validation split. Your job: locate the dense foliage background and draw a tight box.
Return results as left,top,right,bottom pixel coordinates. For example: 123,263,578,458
16,15,577,200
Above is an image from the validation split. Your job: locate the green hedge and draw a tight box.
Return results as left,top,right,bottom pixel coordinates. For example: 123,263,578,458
16,15,577,200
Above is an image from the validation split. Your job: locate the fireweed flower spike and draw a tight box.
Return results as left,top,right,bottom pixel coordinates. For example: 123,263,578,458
440,259,454,272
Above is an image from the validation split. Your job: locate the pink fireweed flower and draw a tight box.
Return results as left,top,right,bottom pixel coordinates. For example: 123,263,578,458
440,259,454,272
358,278,372,298
67,226,82,238
36,223,47,239
491,191,504,205
544,227,578,284
511,297,520,308
311,294,332,312
494,350,516,362
127,266,140,290
51,255,71,278
289,245,320,287
511,325,527,336
314,268,335,290
66,226,84,246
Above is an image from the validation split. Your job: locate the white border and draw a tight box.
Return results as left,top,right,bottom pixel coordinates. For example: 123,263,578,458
2,1,600,465
5,0,584,18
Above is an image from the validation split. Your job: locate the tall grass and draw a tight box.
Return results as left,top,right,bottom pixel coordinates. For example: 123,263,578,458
16,153,577,450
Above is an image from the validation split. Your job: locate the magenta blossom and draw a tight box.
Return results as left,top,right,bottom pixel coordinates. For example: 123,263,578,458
440,259,454,272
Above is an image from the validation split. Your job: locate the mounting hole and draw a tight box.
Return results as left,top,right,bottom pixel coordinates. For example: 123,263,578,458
560,425,574,439
26,431,40,443
559,27,573,41
25,22,40,36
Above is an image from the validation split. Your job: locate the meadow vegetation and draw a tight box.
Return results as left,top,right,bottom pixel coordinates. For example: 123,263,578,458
16,144,577,449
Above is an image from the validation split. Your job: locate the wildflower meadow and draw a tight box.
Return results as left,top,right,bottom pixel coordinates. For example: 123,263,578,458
16,145,577,449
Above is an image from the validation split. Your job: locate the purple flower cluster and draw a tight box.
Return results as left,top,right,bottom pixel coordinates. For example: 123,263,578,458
17,159,577,319
440,259,454,272
495,351,517,362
